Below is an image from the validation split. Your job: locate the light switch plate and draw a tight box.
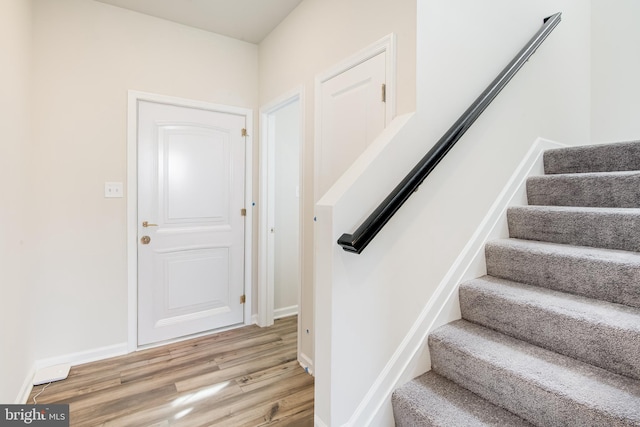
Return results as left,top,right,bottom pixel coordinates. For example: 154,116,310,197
104,182,123,198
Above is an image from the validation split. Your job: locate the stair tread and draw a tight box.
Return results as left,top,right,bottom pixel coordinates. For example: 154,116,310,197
544,141,640,174
507,205,640,252
430,320,640,425
485,238,640,308
527,171,640,208
392,371,533,427
462,275,640,330
460,276,640,379
510,205,640,214
535,170,640,178
488,237,640,264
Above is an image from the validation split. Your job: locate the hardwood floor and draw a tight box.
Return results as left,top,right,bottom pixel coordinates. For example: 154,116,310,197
27,316,314,426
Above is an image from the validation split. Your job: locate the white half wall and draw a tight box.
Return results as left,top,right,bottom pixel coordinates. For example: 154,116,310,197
0,0,34,404
29,0,258,361
314,0,591,425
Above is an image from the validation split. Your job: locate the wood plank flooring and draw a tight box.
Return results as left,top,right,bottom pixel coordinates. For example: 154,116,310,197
27,316,314,426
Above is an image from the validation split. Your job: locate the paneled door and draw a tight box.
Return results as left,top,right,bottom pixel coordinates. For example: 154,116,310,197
137,100,246,346
318,51,387,198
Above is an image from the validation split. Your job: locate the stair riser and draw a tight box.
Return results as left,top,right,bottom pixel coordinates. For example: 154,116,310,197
429,333,636,427
507,207,640,252
527,173,640,208
460,283,640,380
544,141,640,174
485,242,640,308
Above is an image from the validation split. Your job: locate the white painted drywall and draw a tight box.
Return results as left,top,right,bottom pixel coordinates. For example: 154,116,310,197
259,0,417,379
591,0,640,143
0,0,34,403
273,100,301,313
28,0,258,360
315,0,592,425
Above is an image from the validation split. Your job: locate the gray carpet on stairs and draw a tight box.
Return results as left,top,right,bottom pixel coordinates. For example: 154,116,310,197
393,140,640,426
429,320,640,427
507,206,640,252
460,276,640,380
392,371,534,427
527,171,640,208
485,238,640,308
544,140,640,174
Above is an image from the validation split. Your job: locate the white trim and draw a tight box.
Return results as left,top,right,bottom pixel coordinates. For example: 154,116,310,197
127,90,253,351
274,305,299,320
314,33,397,204
17,365,37,404
34,343,129,372
258,88,305,330
314,415,329,427
19,342,128,403
346,138,567,426
299,351,315,376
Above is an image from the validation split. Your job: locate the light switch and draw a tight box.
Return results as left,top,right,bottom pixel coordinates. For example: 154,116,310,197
105,182,124,198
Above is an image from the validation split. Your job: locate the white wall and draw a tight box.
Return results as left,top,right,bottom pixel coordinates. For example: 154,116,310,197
259,0,417,375
0,0,34,404
591,0,640,142
28,0,258,360
274,100,301,313
315,0,591,425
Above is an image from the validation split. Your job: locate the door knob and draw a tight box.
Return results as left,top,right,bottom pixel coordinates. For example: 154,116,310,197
140,236,151,245
142,221,158,227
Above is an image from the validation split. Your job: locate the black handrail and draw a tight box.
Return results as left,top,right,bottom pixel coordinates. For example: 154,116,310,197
338,13,562,254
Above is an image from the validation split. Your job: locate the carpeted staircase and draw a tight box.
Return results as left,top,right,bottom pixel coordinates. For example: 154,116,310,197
392,141,640,426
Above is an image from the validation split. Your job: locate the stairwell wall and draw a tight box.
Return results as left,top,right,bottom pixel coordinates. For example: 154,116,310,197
0,0,34,403
315,0,591,425
591,0,640,143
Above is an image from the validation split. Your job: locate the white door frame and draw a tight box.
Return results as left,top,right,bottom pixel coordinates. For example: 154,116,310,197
313,33,397,202
127,90,253,352
258,88,305,328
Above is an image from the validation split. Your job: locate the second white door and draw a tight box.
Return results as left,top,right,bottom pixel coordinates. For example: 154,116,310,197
318,51,387,198
137,100,247,346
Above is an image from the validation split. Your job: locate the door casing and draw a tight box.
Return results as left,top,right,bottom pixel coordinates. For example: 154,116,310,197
127,90,253,351
258,88,305,330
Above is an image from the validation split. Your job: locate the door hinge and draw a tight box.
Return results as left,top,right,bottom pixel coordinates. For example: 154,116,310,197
241,128,248,137
240,295,246,304
381,84,386,103
241,208,247,217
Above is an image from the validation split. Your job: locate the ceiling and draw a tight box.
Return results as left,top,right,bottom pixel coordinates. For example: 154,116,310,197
95,0,304,44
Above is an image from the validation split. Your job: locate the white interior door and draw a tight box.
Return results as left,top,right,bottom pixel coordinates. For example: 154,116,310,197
318,51,387,198
137,100,246,346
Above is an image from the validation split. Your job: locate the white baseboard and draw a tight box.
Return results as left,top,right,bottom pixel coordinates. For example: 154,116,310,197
17,365,37,404
19,342,128,404
34,342,129,372
315,415,329,427
346,137,566,426
298,351,314,376
274,305,298,319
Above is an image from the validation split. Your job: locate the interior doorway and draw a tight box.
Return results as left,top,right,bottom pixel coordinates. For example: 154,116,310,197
259,91,303,329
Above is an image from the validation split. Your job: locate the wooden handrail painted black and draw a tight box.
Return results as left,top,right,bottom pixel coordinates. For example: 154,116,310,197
338,12,562,254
